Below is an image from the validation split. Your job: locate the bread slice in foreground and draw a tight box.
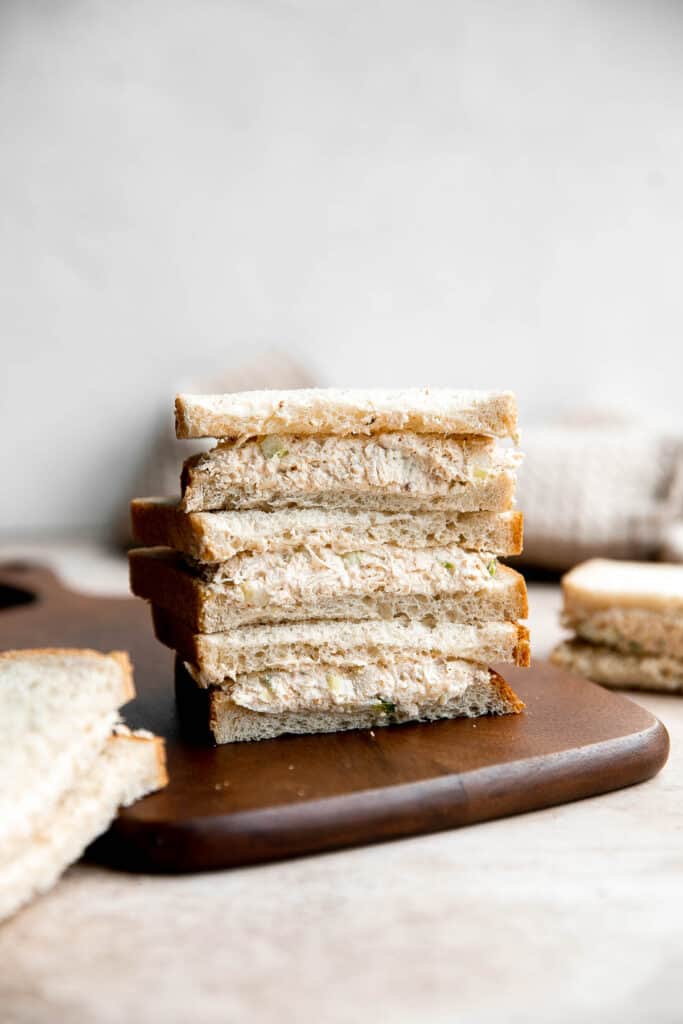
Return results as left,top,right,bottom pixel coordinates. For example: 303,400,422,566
153,606,530,682
131,499,524,562
179,434,519,513
0,649,135,860
0,730,167,922
175,659,523,744
175,388,518,440
551,639,683,693
130,548,528,631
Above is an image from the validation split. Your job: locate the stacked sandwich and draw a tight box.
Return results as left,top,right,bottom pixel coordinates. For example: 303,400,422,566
130,389,530,743
0,649,167,921
552,558,683,693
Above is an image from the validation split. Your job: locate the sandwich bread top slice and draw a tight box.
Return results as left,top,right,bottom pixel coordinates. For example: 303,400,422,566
563,558,683,615
175,388,518,440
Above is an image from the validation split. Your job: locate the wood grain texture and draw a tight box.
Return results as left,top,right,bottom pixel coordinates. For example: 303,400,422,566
0,562,669,873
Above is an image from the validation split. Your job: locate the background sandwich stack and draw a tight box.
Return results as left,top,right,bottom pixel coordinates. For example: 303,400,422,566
130,389,530,743
552,558,683,693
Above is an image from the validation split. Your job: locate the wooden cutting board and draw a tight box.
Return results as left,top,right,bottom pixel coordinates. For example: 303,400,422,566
0,561,669,873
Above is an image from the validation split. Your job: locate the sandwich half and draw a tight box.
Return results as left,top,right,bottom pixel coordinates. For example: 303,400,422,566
552,558,683,691
130,547,529,631
131,499,524,563
153,607,530,683
176,657,524,744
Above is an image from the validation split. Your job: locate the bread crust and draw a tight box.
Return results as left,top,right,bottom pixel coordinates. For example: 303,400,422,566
175,388,518,440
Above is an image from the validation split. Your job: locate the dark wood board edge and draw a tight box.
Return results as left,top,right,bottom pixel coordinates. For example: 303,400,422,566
92,717,669,874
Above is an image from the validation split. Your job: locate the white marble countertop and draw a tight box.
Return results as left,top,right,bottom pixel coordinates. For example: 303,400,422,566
0,542,681,1024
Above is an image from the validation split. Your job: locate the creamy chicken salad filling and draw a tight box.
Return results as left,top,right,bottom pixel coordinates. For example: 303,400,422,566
207,658,493,716
183,432,520,505
185,544,498,607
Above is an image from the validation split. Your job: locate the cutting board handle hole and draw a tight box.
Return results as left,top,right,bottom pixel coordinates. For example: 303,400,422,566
0,583,37,611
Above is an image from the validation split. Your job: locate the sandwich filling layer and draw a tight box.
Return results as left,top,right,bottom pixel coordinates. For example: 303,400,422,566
567,607,683,661
186,545,498,607
188,657,499,717
181,432,520,512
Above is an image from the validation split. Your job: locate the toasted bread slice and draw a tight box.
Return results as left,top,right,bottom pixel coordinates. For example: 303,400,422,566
130,547,529,631
175,388,518,440
153,606,530,682
131,499,524,562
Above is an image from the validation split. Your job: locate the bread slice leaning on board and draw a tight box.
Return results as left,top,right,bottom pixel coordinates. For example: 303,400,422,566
175,388,518,440
0,730,166,922
0,648,167,921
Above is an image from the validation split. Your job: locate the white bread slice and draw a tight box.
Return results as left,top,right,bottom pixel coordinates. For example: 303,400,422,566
176,661,523,743
175,388,518,440
550,638,683,693
153,606,530,681
568,607,683,661
0,649,135,861
130,547,529,631
562,558,683,615
179,434,519,513
0,729,166,922
131,499,524,562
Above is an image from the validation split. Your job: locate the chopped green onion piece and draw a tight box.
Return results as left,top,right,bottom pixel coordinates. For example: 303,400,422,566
259,435,289,459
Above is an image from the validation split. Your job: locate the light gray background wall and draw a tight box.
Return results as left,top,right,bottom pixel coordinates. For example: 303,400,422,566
1,0,682,535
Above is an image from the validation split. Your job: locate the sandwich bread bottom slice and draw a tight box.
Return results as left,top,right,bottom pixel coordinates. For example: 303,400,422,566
176,658,523,744
551,639,683,693
0,729,167,922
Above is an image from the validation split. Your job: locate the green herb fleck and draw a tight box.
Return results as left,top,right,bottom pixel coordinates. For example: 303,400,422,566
487,559,497,577
374,697,396,715
443,561,455,571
